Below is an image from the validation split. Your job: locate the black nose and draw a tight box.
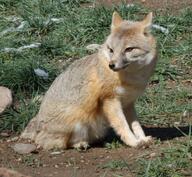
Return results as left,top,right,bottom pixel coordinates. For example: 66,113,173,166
109,63,115,69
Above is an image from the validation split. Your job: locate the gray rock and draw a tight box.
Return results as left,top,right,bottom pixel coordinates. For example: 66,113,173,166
0,86,12,114
12,143,36,154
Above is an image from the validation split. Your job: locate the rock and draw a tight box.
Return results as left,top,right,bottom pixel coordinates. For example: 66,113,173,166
0,168,30,177
0,86,12,114
86,44,100,51
50,151,63,155
0,132,10,137
34,68,49,79
12,143,36,154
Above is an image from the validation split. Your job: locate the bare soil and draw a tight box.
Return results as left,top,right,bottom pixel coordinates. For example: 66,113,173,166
0,126,190,177
1,1,192,177
97,0,192,14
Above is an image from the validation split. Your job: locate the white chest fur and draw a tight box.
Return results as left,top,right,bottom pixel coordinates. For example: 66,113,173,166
114,85,144,105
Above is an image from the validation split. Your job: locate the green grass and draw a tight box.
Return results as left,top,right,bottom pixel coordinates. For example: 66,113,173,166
137,127,192,177
0,1,191,130
101,160,128,170
105,139,122,149
0,1,192,176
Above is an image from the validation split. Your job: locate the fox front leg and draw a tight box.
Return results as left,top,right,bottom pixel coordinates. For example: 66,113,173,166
102,98,140,147
124,103,152,143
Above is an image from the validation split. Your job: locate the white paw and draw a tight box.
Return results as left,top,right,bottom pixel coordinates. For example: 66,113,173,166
126,139,141,147
141,136,153,143
136,136,153,148
73,141,90,151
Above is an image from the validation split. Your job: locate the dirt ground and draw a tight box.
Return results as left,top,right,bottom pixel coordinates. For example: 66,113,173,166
98,0,192,14
0,1,192,177
0,126,190,177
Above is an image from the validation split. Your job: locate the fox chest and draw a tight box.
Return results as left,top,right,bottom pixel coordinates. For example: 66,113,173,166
114,86,144,104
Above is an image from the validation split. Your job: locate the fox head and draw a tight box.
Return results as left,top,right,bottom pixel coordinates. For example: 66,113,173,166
102,12,156,72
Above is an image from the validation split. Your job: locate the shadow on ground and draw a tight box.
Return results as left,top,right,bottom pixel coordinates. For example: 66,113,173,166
97,125,191,146
144,125,190,140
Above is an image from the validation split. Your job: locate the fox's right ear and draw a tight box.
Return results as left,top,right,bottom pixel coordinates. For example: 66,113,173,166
111,11,123,31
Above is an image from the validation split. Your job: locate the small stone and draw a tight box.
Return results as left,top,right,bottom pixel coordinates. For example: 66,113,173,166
54,164,59,168
50,151,63,155
86,44,100,51
16,158,22,162
0,86,12,114
12,143,36,154
0,132,10,137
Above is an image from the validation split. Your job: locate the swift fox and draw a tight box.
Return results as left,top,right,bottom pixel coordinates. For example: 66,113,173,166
21,12,157,150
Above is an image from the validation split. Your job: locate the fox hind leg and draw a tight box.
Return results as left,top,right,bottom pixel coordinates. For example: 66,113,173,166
35,131,71,150
70,122,90,151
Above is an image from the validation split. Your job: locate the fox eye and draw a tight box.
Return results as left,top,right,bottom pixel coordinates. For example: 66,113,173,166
125,47,135,53
107,46,113,53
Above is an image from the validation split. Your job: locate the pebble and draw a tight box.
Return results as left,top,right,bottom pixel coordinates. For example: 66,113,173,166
50,151,63,155
0,86,12,114
54,164,59,168
0,132,10,137
12,143,36,154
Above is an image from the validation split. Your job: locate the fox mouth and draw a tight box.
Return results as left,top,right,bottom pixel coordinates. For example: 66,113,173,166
110,62,131,72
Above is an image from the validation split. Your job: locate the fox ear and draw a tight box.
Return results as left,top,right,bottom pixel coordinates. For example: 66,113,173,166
141,12,153,35
111,11,123,30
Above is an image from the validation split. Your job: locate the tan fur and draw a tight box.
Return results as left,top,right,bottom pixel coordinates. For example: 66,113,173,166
21,12,157,150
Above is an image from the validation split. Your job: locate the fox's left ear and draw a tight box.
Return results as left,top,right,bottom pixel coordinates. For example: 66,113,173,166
111,11,123,31
141,12,153,35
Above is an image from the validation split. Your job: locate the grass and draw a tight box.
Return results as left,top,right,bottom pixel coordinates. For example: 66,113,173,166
137,126,192,177
0,0,192,176
101,160,128,170
105,139,122,149
21,155,42,167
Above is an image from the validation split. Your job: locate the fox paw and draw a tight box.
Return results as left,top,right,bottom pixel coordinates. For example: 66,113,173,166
73,141,90,151
136,136,153,149
141,136,153,143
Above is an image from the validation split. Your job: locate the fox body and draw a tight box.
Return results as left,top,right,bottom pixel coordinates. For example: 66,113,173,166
21,12,157,150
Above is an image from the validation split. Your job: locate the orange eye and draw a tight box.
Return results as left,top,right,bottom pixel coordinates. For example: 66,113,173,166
125,47,135,53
